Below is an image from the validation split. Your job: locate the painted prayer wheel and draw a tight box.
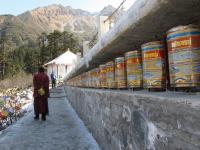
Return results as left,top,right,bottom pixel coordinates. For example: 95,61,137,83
141,41,166,88
106,61,116,88
99,64,107,88
94,69,97,88
90,69,94,88
85,73,88,87
78,75,81,87
90,69,95,88
90,70,93,88
82,73,85,87
167,25,200,87
80,75,82,87
88,71,92,88
82,73,87,87
85,72,89,87
125,51,143,88
72,77,75,87
115,57,126,88
91,68,97,88
95,68,100,88
76,77,78,87
85,72,88,87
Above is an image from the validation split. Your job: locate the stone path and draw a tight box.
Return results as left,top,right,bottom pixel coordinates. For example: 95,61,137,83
0,87,101,150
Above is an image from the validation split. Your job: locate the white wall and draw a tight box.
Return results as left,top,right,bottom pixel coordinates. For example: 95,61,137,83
47,64,76,82
97,16,110,40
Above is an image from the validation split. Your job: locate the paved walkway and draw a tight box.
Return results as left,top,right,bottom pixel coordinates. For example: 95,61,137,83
0,87,101,150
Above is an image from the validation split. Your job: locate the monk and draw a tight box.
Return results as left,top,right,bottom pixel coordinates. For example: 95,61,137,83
33,66,49,121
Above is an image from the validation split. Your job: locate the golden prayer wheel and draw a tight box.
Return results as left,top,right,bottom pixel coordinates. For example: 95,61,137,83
90,69,95,88
106,61,116,88
167,25,200,87
99,64,107,88
82,73,87,87
141,41,166,89
88,71,92,88
95,68,100,88
115,57,126,88
125,50,142,88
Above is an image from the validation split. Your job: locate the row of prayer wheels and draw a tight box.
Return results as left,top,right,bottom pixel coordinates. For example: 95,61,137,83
67,24,200,90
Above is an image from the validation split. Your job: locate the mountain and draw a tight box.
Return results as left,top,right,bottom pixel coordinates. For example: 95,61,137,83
18,4,97,34
0,4,124,51
99,5,117,16
0,15,38,49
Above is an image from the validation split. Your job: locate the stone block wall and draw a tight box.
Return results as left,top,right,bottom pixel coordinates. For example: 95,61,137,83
64,86,200,150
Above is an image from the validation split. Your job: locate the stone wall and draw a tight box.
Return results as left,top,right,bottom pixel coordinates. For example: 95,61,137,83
64,86,200,150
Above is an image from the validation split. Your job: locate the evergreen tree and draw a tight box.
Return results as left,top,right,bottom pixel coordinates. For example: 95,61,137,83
0,30,81,79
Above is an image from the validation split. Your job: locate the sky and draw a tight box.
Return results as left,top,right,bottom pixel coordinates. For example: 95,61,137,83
0,0,136,15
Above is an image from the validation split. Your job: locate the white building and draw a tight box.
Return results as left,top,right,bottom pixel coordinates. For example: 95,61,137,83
44,49,78,83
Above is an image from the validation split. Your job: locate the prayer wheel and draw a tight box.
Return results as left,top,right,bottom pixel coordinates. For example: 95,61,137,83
85,72,89,87
141,41,166,88
90,69,95,88
99,64,107,88
82,73,87,87
95,68,100,88
115,57,126,88
167,25,200,87
106,61,116,88
125,51,142,88
88,71,92,88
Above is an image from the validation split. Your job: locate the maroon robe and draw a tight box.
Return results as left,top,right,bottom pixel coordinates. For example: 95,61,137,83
33,72,49,115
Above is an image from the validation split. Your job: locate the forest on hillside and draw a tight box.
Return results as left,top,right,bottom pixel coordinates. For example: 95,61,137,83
0,30,80,79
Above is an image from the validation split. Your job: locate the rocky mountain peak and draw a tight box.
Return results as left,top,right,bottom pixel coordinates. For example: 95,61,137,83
29,4,91,17
0,4,125,51
99,5,116,16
